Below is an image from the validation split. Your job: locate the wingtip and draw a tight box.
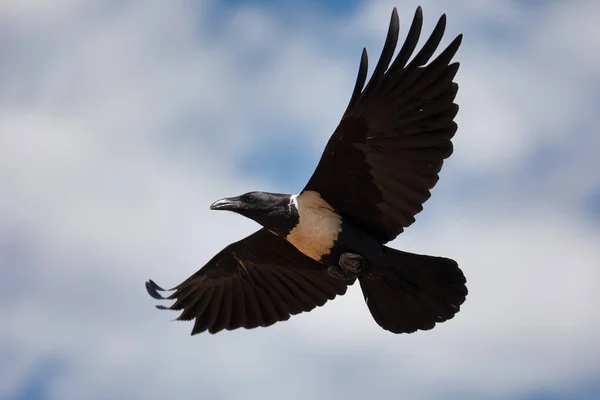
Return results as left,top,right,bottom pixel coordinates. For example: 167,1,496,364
389,8,399,35
411,6,424,34
415,6,423,19
391,7,398,23
438,13,448,28
146,279,168,300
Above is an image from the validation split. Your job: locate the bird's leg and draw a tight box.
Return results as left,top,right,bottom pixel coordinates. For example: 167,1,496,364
327,253,369,280
327,265,354,281
339,252,366,275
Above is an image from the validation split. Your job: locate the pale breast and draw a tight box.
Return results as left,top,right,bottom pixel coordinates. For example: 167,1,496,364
286,191,342,262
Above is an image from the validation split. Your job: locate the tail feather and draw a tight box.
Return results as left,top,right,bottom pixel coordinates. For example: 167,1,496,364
359,247,467,334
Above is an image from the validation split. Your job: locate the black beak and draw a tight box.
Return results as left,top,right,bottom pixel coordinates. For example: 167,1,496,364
209,197,242,211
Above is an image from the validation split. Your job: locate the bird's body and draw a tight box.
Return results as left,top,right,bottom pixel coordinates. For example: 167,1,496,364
146,6,468,335
288,191,349,263
287,192,341,262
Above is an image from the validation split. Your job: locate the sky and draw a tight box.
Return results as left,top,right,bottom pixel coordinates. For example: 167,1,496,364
1,0,599,399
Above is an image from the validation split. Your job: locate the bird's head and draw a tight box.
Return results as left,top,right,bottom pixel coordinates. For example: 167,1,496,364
209,191,296,234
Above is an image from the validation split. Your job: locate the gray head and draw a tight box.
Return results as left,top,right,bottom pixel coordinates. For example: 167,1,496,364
209,191,297,235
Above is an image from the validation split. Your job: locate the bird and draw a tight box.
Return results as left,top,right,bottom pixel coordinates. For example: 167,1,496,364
146,6,468,335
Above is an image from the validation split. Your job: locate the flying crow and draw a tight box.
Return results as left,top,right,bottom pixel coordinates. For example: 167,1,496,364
146,6,468,335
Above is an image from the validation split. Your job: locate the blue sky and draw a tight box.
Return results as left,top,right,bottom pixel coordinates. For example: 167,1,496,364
1,1,600,399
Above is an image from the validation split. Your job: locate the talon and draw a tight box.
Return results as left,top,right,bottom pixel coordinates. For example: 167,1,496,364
327,265,354,281
339,252,366,275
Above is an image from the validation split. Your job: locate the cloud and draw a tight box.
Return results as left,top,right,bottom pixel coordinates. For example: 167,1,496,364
1,1,599,399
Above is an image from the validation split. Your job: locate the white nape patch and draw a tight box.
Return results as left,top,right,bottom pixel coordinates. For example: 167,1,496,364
290,194,299,210
286,191,342,261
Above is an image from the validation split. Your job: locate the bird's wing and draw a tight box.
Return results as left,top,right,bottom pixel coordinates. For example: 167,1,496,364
146,228,353,335
302,7,462,243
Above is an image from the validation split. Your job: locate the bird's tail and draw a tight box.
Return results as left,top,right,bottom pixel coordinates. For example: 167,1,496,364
359,247,467,334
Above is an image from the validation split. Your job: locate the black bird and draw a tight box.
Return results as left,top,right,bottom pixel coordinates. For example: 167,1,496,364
146,6,467,335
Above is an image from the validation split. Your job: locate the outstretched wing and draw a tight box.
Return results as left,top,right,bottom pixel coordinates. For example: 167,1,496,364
146,228,353,335
303,7,462,243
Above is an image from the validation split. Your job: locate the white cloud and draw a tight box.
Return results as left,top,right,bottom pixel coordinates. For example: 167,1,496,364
1,1,599,399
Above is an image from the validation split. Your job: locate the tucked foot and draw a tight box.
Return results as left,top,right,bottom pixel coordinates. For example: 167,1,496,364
327,265,355,281
339,252,366,275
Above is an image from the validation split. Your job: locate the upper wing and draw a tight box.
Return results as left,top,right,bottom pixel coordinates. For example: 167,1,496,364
146,228,353,335
303,7,462,243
